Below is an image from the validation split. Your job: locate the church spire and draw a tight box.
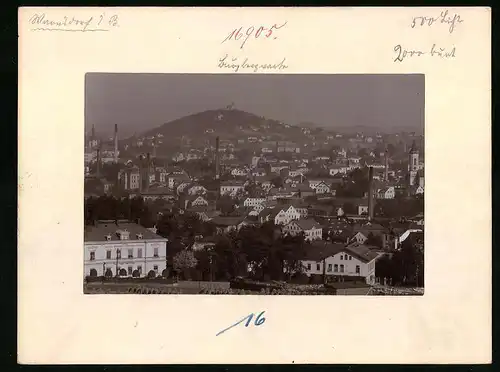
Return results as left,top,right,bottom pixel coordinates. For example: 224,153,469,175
409,140,418,154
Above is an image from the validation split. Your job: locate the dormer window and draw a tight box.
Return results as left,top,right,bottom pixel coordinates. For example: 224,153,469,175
105,234,112,241
136,233,143,240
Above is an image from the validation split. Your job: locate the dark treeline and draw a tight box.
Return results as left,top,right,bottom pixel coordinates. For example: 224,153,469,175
375,238,424,287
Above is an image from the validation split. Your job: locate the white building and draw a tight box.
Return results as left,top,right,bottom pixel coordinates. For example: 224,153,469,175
274,205,301,225
187,184,208,196
283,219,323,241
220,181,245,197
376,186,395,199
84,221,168,278
231,167,249,177
313,181,331,194
243,197,267,208
298,242,380,284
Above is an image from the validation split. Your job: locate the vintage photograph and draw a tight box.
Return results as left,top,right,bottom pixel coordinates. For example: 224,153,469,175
84,74,424,295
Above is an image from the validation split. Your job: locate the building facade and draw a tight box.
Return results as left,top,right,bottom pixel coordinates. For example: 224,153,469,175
84,221,168,278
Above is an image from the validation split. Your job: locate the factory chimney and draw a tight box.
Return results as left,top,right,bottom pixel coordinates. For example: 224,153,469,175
384,147,389,181
215,136,220,180
145,153,151,191
114,124,118,163
96,148,101,178
368,166,374,221
114,124,118,164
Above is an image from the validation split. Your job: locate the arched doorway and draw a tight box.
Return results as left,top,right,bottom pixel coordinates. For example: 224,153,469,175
89,268,98,277
105,268,113,278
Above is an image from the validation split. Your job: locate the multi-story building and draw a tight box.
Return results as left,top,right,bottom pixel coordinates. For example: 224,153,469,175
220,181,245,197
84,220,168,278
297,242,380,284
283,219,323,241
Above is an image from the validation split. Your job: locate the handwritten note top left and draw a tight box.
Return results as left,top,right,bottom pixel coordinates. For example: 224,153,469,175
28,12,119,32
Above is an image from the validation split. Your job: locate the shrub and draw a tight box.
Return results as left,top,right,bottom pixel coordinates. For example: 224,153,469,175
119,268,127,277
105,269,113,278
132,270,140,278
162,268,170,278
291,273,309,284
147,270,156,279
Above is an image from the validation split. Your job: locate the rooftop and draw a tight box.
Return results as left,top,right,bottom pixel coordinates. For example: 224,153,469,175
84,221,166,242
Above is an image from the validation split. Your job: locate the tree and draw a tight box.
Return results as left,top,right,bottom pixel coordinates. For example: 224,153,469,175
391,239,424,287
217,194,235,216
173,250,198,280
271,176,283,188
365,232,383,248
342,202,356,215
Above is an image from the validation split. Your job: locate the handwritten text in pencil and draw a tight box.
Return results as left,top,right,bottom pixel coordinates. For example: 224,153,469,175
393,44,456,62
29,13,119,32
411,10,463,34
222,22,288,49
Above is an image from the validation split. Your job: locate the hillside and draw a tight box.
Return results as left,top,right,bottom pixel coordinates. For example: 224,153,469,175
122,109,335,150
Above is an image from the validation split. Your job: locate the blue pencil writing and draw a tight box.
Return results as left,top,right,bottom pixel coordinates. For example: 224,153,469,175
216,311,266,336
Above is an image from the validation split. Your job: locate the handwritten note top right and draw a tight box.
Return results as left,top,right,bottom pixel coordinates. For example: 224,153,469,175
393,9,463,63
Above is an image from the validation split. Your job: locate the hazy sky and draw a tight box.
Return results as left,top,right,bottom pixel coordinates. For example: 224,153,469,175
85,74,424,138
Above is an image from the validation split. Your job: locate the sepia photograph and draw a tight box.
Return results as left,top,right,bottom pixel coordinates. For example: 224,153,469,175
83,73,425,296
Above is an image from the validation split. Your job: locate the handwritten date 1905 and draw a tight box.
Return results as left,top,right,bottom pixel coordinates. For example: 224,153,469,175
222,22,287,49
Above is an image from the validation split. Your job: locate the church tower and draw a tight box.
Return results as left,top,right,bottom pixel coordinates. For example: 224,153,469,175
408,140,419,186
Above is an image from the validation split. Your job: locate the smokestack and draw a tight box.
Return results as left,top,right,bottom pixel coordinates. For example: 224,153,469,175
368,166,374,221
384,148,389,181
114,124,118,163
215,136,220,180
91,124,95,139
145,153,151,191
96,148,101,178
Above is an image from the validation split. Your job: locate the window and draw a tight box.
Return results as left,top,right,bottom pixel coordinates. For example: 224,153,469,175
316,264,321,271
328,264,332,272
153,265,158,273
307,263,311,270
334,264,338,272
106,250,111,259
138,248,143,258
153,247,159,257
340,264,344,273
128,249,133,258
356,265,360,274
349,256,352,260
128,266,133,275
116,249,121,259
340,255,343,260
89,251,95,261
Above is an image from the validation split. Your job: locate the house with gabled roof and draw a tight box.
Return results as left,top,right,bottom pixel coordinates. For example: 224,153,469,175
283,218,323,241
181,194,209,209
376,186,395,199
313,181,331,195
186,184,208,196
297,241,380,284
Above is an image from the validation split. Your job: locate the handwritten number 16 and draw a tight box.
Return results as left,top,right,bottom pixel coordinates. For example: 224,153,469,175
216,311,266,336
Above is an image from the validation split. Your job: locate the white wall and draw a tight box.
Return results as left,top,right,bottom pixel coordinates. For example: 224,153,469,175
301,252,376,284
84,239,167,278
